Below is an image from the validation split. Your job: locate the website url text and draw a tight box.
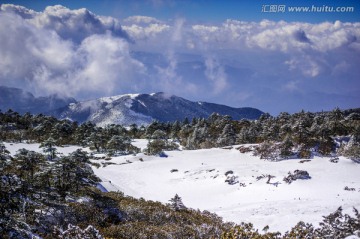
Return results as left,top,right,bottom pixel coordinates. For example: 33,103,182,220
261,5,355,13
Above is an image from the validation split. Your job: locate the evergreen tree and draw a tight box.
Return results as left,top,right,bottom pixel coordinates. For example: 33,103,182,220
279,135,294,159
170,120,181,139
169,194,186,211
146,130,167,155
129,124,139,138
186,123,211,149
89,132,107,153
217,123,236,147
106,135,132,155
182,117,190,126
0,142,11,162
39,137,57,160
13,149,45,182
339,136,360,162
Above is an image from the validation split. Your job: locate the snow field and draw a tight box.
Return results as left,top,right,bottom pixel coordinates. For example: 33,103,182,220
5,141,360,233
93,140,360,233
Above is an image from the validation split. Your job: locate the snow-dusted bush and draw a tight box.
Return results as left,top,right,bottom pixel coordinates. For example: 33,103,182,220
315,207,360,238
283,170,311,184
225,175,239,185
145,130,179,155
54,224,103,239
253,141,280,161
297,144,312,159
236,145,254,153
339,137,360,163
317,138,335,156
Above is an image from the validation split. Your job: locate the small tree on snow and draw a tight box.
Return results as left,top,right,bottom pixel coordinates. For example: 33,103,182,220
39,137,57,160
169,194,186,211
0,142,11,164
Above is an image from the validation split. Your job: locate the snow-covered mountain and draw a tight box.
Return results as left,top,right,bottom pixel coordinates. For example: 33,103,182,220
0,86,76,114
54,92,264,126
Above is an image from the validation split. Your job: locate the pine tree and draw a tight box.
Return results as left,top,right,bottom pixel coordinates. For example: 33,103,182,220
169,194,186,211
13,149,45,182
217,123,236,147
146,130,167,155
0,141,11,162
89,132,107,153
39,137,57,160
129,124,138,138
106,135,132,155
279,135,294,159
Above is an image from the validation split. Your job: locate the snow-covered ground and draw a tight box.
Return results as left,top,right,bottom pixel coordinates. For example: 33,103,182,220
93,140,360,233
4,140,360,233
4,142,87,156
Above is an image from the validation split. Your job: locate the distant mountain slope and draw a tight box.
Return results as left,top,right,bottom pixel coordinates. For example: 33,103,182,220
0,86,76,114
54,92,264,126
131,93,263,122
54,94,154,126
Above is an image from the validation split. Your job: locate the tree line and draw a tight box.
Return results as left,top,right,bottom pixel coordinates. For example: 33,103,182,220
2,107,359,159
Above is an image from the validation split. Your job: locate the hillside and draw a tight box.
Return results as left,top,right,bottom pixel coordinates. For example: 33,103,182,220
0,86,76,114
54,92,263,126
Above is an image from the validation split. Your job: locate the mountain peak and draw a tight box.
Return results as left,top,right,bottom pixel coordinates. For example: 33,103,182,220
0,86,264,126
54,92,263,126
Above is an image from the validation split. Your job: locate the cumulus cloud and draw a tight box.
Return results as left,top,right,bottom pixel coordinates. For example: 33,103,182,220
1,4,130,43
0,11,74,88
0,4,37,19
0,5,144,99
123,22,169,41
59,34,145,97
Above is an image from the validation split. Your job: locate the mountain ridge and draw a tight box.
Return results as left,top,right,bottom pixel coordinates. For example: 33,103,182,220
0,86,264,126
53,92,264,126
0,86,76,114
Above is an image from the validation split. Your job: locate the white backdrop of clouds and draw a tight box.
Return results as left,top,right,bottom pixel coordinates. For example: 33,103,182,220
0,4,359,114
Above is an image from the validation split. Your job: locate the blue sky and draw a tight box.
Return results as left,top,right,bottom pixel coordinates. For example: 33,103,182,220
3,0,360,23
0,0,359,114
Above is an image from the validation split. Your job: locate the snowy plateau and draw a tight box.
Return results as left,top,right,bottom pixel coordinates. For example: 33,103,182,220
5,140,360,234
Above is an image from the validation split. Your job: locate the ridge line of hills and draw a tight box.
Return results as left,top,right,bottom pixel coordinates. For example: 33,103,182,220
0,86,263,126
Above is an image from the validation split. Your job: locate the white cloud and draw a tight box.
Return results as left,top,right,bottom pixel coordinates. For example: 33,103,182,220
0,3,37,18
152,18,198,96
1,4,129,44
124,15,161,24
70,34,146,96
284,56,321,78
123,23,170,41
204,56,228,94
0,7,145,99
0,11,74,88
